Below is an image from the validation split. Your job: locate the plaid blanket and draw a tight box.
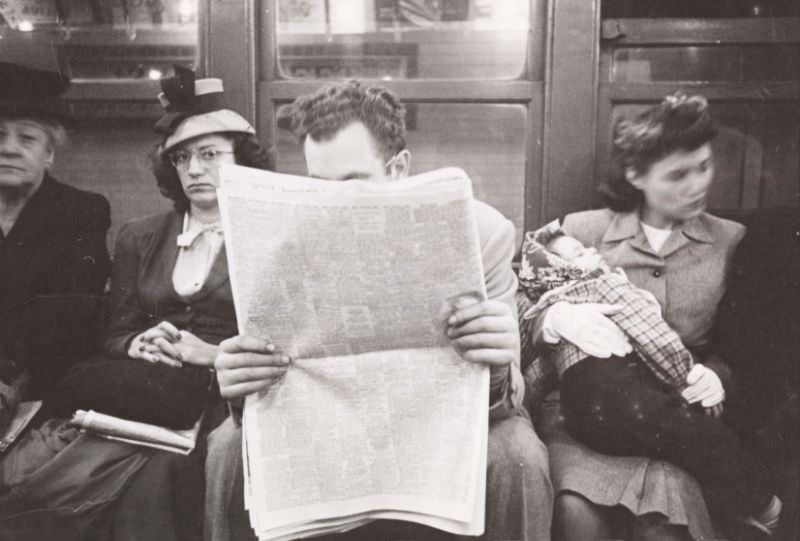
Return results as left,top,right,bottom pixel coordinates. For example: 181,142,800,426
517,226,692,390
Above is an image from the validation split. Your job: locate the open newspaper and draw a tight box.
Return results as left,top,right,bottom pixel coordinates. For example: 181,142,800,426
70,409,202,455
218,165,490,541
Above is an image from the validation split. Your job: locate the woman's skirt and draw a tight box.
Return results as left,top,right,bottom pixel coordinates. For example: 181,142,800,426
541,391,716,541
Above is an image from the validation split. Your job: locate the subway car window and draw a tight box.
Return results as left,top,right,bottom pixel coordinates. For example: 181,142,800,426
0,0,199,240
276,0,530,80
597,0,800,215
269,0,542,236
0,0,199,80
602,0,800,17
611,45,800,83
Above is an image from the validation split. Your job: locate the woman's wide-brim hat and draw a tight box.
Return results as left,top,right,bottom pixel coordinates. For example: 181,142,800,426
155,66,255,153
0,62,71,123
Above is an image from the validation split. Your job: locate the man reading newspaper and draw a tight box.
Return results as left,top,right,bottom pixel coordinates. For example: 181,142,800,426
206,80,553,541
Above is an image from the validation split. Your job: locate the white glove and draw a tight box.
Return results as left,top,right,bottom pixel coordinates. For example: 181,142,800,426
681,364,725,407
544,301,632,358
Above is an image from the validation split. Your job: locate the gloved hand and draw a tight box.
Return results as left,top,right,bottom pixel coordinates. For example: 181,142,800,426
544,301,632,358
681,364,725,407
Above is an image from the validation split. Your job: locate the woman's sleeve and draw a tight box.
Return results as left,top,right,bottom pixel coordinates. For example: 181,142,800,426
103,223,146,357
21,194,111,381
48,192,111,296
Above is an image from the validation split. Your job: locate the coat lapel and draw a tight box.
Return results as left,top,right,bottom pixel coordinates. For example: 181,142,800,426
602,210,661,258
660,215,714,258
154,212,183,303
195,246,230,298
602,210,715,259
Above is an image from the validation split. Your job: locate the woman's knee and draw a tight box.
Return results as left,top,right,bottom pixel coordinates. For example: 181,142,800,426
630,513,691,541
553,492,613,541
555,492,603,522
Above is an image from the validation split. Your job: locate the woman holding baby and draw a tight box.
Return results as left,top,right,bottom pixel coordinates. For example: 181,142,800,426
527,94,780,541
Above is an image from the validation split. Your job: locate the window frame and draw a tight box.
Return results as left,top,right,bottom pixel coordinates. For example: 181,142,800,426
595,16,800,214
256,0,549,232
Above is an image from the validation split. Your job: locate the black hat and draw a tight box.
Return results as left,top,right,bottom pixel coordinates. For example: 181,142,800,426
154,65,254,152
0,62,71,123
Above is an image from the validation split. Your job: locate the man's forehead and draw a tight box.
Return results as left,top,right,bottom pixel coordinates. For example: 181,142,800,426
303,122,385,179
306,122,380,152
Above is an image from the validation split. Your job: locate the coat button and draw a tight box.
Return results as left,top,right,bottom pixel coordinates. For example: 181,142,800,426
185,305,192,313
652,270,662,278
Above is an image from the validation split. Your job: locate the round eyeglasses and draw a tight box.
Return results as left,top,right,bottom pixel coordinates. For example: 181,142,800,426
169,148,234,169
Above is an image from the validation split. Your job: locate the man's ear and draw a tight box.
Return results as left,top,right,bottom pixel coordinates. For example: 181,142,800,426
625,166,644,190
390,149,411,179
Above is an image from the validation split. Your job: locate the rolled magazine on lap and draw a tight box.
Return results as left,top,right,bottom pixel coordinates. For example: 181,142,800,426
70,409,202,455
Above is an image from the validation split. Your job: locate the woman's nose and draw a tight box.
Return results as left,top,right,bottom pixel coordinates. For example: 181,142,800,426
186,153,204,174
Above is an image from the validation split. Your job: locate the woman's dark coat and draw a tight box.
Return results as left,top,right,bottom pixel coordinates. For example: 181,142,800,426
0,175,110,401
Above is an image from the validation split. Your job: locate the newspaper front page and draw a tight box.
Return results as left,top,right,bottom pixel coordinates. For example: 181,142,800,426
218,165,490,540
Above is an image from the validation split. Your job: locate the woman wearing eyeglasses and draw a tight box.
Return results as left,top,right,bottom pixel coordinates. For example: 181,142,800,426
58,67,274,429
49,68,275,541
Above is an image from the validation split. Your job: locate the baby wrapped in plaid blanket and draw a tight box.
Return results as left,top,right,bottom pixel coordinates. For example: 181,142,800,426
518,220,694,391
518,222,785,535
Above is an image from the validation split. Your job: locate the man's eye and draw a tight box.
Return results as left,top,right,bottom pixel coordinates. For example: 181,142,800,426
200,149,219,160
174,152,191,163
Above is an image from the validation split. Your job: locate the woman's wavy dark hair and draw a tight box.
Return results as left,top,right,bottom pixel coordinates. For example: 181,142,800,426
151,132,276,213
599,93,718,212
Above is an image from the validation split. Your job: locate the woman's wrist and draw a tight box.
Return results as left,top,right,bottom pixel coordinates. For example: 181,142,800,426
127,333,146,359
183,342,218,367
202,344,220,367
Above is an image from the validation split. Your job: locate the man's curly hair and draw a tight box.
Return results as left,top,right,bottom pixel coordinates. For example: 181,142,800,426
278,80,406,161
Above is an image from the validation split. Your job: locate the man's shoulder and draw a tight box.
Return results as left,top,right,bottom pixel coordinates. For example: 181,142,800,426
473,199,512,226
472,200,514,245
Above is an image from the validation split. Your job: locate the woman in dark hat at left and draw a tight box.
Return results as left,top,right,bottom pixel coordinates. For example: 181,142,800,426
1,64,274,540
0,63,148,540
0,62,111,418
